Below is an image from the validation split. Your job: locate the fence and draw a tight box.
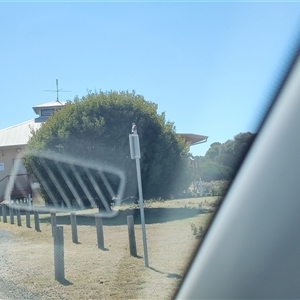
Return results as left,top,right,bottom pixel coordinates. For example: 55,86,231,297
0,204,143,282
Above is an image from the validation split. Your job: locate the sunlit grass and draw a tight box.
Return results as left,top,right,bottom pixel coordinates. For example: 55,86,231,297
0,197,218,299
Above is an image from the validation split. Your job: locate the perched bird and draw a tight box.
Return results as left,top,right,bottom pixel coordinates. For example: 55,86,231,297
131,123,137,134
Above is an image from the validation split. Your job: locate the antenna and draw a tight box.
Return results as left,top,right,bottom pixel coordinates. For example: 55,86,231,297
44,79,71,102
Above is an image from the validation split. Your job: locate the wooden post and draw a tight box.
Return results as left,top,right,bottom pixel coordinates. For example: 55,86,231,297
34,210,40,231
2,205,7,223
9,206,14,224
26,209,31,228
16,207,21,226
53,226,65,282
70,211,78,243
50,209,56,236
95,214,104,250
127,215,137,257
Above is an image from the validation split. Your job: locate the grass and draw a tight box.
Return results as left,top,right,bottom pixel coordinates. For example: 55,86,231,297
0,197,219,299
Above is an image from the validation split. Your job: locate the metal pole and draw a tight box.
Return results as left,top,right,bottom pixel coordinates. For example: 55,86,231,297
129,126,149,267
135,157,149,267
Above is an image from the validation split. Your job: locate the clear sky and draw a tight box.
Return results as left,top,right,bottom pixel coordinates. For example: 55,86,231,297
1,2,300,156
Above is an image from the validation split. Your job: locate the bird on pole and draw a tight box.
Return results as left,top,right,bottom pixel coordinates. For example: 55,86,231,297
132,123,137,134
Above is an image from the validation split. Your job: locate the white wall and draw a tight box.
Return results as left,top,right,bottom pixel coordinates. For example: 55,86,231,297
0,146,26,199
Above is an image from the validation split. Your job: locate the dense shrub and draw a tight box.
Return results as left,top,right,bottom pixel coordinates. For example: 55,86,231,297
201,180,230,197
23,91,191,207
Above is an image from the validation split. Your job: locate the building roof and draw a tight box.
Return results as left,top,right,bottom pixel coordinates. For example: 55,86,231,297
32,100,66,115
178,133,208,146
0,100,208,148
0,119,42,147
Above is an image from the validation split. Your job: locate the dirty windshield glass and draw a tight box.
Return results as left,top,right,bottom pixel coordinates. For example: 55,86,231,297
1,2,300,299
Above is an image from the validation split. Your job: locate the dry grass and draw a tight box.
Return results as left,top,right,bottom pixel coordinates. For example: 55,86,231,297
0,197,218,299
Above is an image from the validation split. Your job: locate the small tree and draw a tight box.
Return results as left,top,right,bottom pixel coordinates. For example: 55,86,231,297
23,90,191,208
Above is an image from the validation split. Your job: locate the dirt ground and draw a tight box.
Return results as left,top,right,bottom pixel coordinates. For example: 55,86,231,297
0,197,219,299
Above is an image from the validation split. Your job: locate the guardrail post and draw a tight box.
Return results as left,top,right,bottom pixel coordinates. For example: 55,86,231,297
26,209,31,228
9,206,14,225
53,226,65,282
95,214,104,250
2,205,7,223
28,193,32,210
17,206,21,226
50,209,56,236
70,211,78,243
127,215,137,257
34,210,40,231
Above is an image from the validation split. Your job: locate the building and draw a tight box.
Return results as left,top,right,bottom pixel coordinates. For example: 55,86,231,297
0,101,65,204
0,101,207,204
179,133,208,146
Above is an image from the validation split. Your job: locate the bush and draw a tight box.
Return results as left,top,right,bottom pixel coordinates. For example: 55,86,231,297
201,180,230,197
23,90,192,207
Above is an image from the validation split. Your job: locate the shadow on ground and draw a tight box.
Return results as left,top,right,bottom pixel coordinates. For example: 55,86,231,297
149,267,182,279
57,278,73,286
39,207,213,227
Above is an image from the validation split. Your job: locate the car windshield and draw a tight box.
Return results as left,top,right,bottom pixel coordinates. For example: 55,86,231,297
1,2,300,299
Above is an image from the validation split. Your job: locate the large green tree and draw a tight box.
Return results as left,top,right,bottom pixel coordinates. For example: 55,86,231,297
193,132,256,182
23,91,191,207
197,157,234,182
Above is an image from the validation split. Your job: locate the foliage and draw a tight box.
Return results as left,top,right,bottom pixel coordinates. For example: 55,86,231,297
190,223,207,239
197,157,233,182
23,90,191,207
201,180,230,197
212,132,256,170
191,132,256,183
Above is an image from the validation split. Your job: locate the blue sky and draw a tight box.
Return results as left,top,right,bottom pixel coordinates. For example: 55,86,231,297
1,2,300,156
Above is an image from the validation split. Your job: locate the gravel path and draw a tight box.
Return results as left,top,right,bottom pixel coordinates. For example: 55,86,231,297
0,230,41,300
